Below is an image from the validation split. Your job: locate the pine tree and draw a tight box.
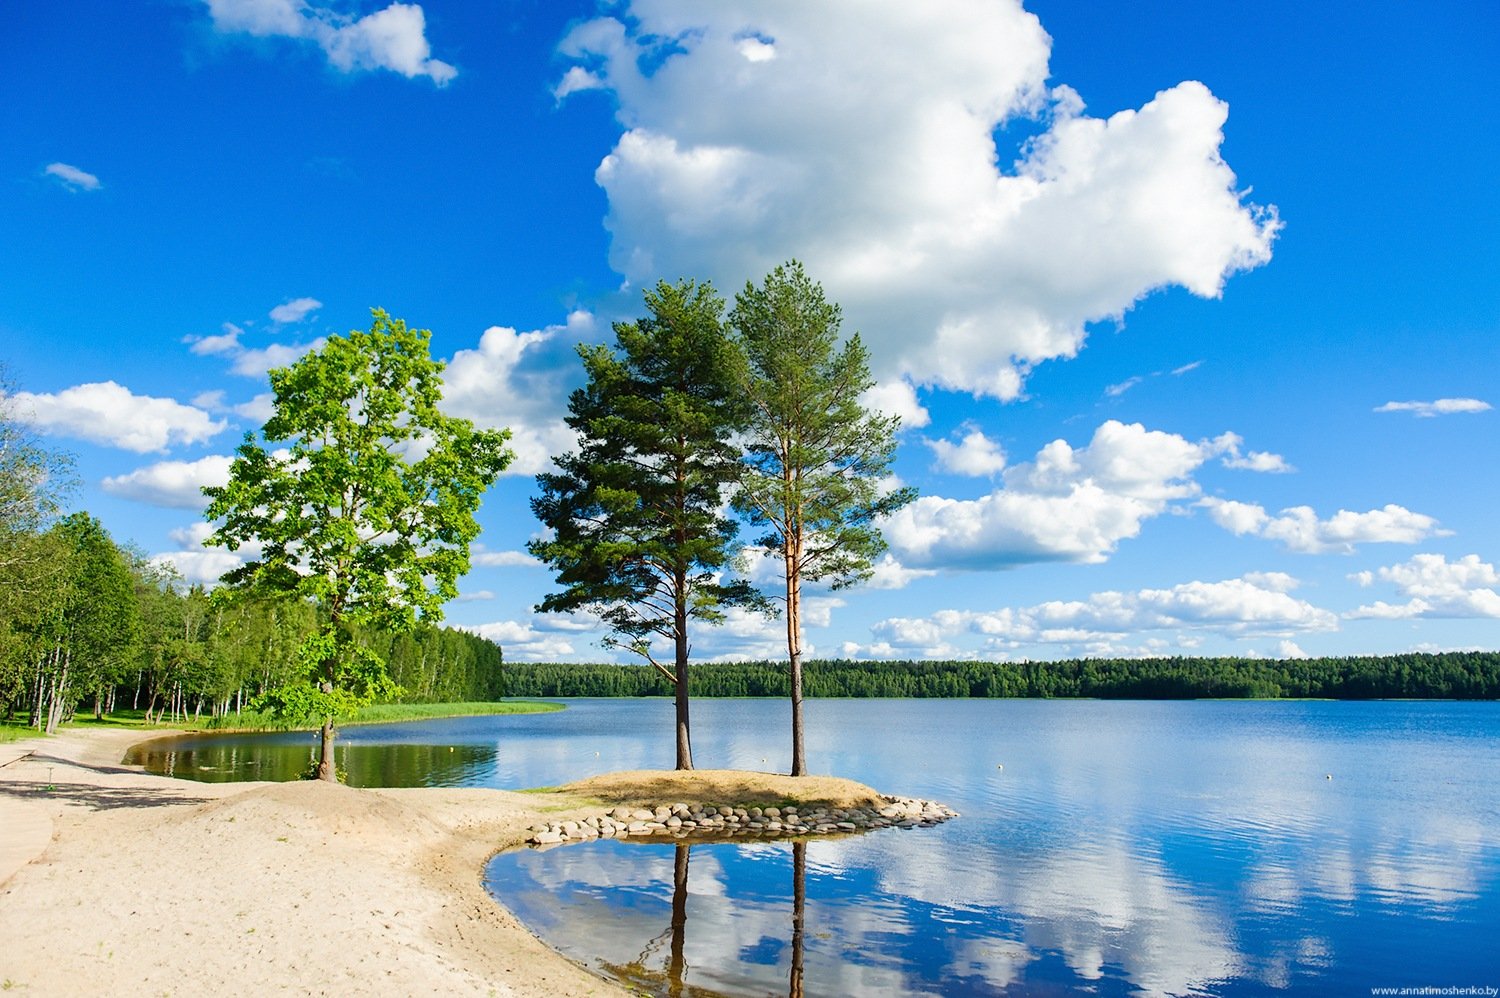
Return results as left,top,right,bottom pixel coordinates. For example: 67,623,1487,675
730,262,916,775
531,279,763,770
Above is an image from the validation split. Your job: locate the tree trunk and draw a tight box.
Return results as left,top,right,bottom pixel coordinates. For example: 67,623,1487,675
317,714,337,782
673,570,693,771
786,540,806,777
316,665,338,782
45,652,70,735
32,648,49,729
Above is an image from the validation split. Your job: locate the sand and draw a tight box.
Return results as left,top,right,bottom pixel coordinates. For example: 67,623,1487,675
0,728,885,996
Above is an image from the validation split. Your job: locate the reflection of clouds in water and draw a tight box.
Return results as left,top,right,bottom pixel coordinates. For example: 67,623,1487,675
1016,844,1239,996
946,936,1034,990
497,840,928,996
824,759,1499,995
1257,936,1334,990
767,821,1238,995
484,701,1500,996
487,735,660,786
1245,821,1492,918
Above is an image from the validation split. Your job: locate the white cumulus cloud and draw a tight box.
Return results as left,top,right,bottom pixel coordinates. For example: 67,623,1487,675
462,619,580,661
184,322,324,378
440,310,594,477
1211,431,1293,473
1374,398,1491,418
5,382,226,453
927,427,1007,477
471,546,541,568
204,0,456,84
44,162,102,192
861,379,930,430
150,522,263,586
864,553,938,590
863,573,1337,658
1201,498,1446,554
269,297,322,323
559,1,1277,400
886,420,1236,568
1348,553,1500,619
101,455,233,508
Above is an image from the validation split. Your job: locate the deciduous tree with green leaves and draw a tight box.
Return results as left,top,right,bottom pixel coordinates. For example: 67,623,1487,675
0,368,77,697
531,279,763,770
729,261,916,776
204,309,512,781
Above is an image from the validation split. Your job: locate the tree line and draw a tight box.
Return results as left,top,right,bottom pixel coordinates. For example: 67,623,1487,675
500,653,1500,701
0,523,506,733
0,391,505,734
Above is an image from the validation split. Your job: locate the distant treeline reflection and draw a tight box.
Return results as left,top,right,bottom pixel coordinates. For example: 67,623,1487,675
501,653,1500,700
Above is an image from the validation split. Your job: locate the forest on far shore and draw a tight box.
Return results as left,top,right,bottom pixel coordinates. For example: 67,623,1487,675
500,652,1500,701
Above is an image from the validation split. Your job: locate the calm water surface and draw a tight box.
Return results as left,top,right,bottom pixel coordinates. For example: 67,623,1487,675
134,699,1500,996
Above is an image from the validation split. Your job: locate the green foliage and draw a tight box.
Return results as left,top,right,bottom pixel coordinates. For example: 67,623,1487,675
727,260,916,773
339,699,562,723
0,365,75,542
202,309,512,776
500,653,1500,700
0,371,76,708
532,280,762,657
204,309,513,630
250,636,400,725
531,280,765,768
26,515,142,732
730,261,917,591
0,357,507,732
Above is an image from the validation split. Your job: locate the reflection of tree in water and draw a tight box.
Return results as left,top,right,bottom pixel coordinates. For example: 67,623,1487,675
789,840,805,998
129,739,493,787
600,840,809,998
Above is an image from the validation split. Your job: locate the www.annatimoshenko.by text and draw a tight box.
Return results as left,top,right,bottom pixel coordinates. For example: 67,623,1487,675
1370,987,1498,997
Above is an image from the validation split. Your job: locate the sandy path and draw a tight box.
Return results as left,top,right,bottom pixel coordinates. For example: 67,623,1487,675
0,728,627,997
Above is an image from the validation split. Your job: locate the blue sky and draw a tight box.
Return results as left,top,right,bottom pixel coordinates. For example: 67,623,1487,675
3,0,1497,663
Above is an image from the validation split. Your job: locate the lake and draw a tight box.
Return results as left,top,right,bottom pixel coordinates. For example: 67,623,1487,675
132,699,1500,996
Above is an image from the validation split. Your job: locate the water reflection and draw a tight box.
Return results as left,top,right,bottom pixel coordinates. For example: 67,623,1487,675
494,838,814,998
790,841,805,998
128,700,1500,995
482,700,1500,997
126,735,495,788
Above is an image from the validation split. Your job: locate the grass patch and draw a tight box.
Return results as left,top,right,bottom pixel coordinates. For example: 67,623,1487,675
343,700,563,726
0,724,33,745
0,700,564,741
1,708,214,741
203,699,564,731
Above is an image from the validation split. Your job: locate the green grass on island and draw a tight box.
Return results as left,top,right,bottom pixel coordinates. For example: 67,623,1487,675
0,700,563,743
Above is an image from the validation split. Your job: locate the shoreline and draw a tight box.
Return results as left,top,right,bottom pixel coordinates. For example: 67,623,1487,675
0,727,927,996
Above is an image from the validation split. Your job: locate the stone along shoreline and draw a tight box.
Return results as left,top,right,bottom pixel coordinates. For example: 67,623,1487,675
527,795,959,844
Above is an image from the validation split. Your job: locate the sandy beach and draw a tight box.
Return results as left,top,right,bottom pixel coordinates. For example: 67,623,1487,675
0,727,889,997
